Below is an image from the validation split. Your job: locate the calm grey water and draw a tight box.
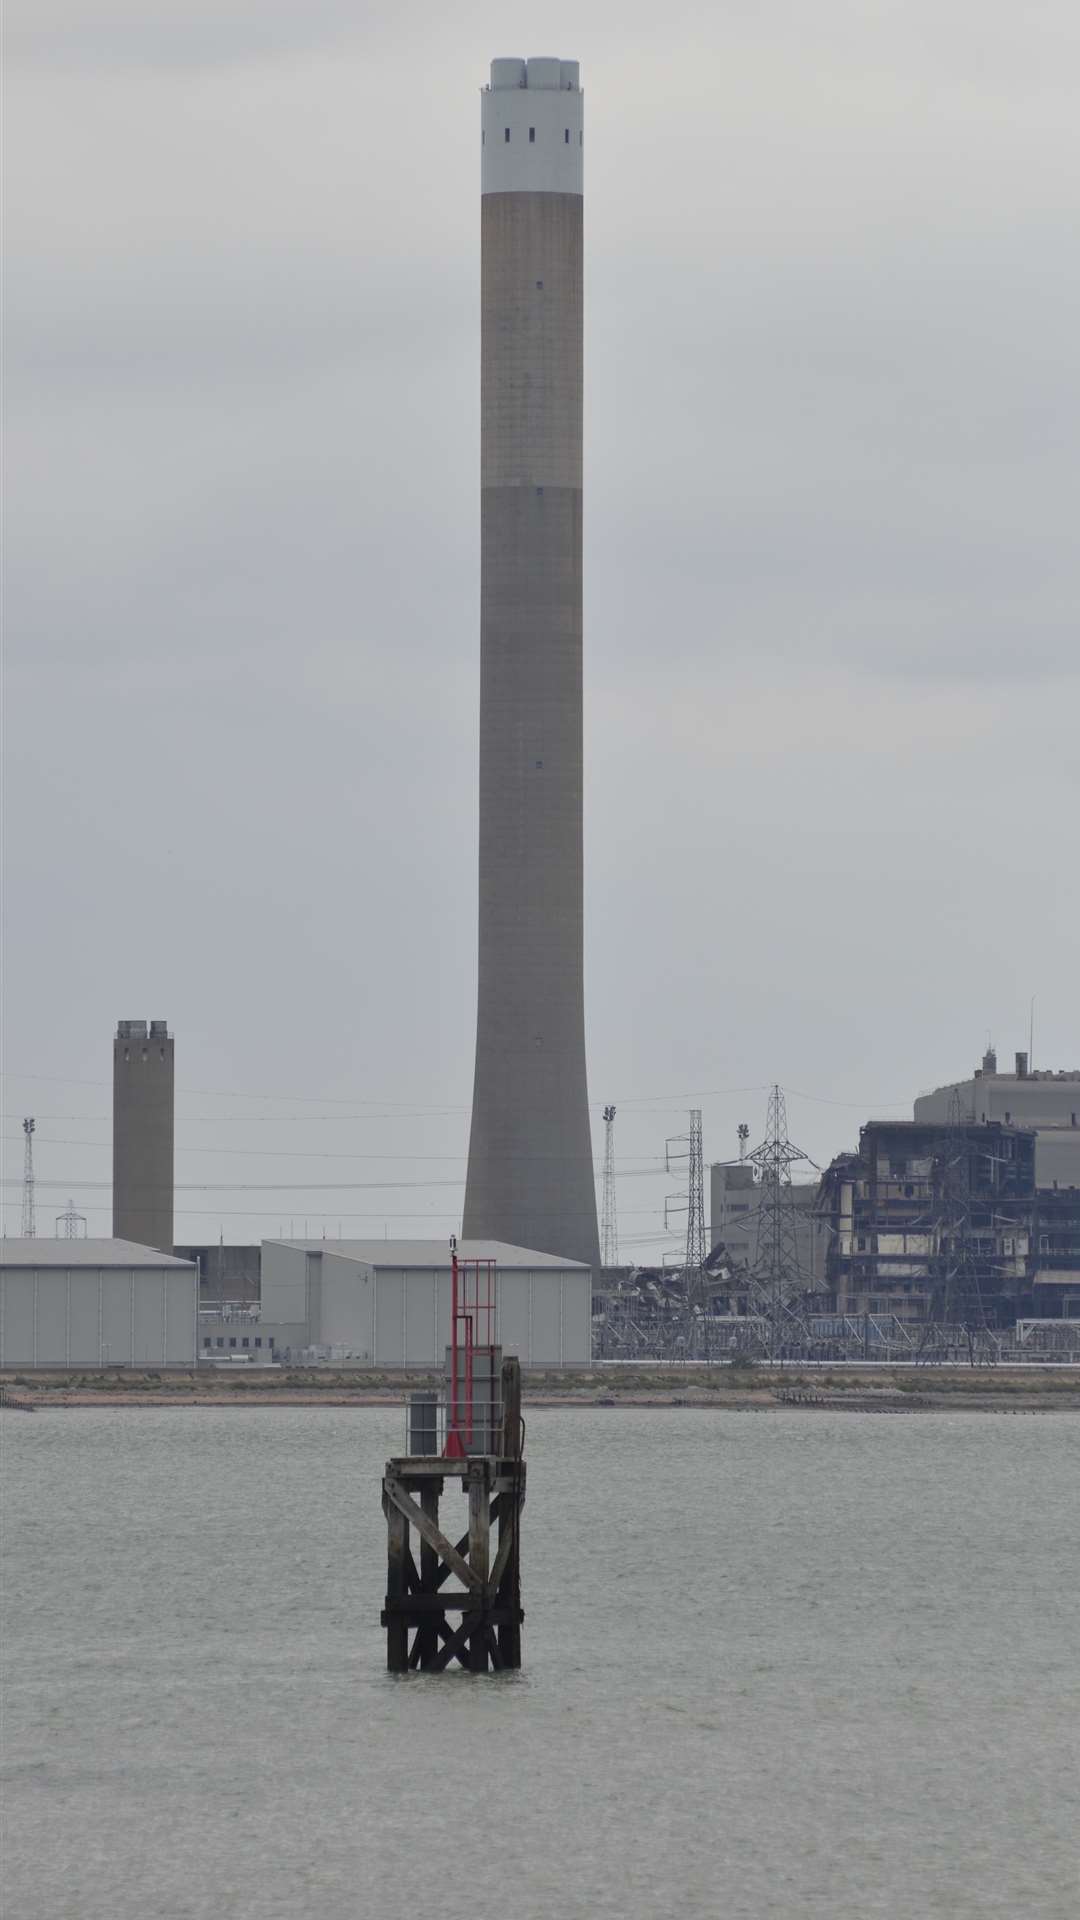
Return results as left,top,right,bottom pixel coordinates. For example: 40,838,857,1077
2,1406,1078,1920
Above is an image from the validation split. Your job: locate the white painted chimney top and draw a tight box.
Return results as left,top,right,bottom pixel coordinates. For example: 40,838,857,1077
482,57,584,194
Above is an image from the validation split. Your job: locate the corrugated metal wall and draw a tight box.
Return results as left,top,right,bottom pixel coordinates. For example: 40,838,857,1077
0,1267,197,1367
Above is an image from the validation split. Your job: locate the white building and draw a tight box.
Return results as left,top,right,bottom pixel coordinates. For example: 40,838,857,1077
0,1239,197,1368
259,1239,591,1366
914,1050,1080,1190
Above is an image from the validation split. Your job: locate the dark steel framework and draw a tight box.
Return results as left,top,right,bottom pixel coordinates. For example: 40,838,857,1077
600,1105,619,1270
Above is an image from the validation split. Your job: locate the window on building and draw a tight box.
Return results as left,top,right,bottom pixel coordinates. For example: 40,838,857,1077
529,127,535,143
229,1337,237,1349
268,1336,275,1349
242,1337,249,1348
255,1338,262,1349
504,127,510,142
216,1338,224,1349
203,1336,211,1348
564,128,570,143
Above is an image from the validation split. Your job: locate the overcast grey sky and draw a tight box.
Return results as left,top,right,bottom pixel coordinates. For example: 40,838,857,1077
3,0,1078,1252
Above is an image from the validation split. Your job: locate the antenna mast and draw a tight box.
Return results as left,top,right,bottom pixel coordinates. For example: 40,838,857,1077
21,1119,36,1237
600,1105,619,1269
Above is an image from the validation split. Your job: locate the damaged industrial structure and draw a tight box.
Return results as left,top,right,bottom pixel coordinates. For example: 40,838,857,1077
593,1054,1080,1364
13,1019,1079,1371
816,1120,1076,1357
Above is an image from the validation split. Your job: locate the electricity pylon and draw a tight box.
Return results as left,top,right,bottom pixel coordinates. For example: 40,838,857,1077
56,1198,88,1239
745,1085,816,1361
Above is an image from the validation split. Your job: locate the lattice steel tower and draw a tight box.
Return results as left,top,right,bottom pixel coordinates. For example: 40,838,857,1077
21,1118,36,1237
747,1085,813,1356
685,1109,707,1278
463,58,599,1269
600,1105,619,1269
56,1198,88,1239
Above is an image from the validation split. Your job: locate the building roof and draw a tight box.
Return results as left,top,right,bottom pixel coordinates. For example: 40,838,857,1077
862,1117,1034,1136
266,1238,589,1271
0,1239,196,1269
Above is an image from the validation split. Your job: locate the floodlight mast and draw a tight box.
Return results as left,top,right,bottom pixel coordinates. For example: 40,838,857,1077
21,1119,36,1238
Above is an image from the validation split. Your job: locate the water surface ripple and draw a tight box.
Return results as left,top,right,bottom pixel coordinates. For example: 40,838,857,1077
2,1407,1078,1919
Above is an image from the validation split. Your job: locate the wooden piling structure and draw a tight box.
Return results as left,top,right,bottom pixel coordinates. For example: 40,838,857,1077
381,1356,525,1673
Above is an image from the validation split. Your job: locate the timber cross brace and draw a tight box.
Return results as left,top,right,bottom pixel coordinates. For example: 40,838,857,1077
381,1456,526,1673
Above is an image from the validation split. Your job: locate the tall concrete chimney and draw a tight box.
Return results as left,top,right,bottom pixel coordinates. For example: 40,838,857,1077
113,1019,174,1252
463,59,599,1269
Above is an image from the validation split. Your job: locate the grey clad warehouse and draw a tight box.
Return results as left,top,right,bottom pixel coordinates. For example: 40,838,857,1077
0,1240,198,1368
259,1239,591,1365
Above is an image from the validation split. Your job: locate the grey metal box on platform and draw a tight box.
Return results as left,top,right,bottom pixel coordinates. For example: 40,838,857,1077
444,1344,502,1455
407,1392,439,1456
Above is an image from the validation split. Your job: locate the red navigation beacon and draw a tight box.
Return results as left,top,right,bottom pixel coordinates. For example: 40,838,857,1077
444,1237,497,1459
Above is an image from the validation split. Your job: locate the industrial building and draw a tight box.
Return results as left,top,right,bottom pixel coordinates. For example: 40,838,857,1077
914,1049,1080,1190
177,1243,260,1307
112,1019,174,1252
257,1238,591,1366
710,1162,826,1285
463,57,600,1271
0,1239,198,1368
198,1302,274,1360
816,1119,1080,1329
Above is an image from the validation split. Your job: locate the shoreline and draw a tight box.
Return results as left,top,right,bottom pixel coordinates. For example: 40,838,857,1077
4,1365,1080,1415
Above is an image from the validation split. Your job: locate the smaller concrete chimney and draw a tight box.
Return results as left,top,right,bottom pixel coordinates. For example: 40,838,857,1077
981,1046,997,1073
113,1018,174,1252
1015,1051,1028,1078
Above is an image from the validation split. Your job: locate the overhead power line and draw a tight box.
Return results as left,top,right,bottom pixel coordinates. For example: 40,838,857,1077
0,1131,668,1168
1,1177,465,1194
3,1069,913,1114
